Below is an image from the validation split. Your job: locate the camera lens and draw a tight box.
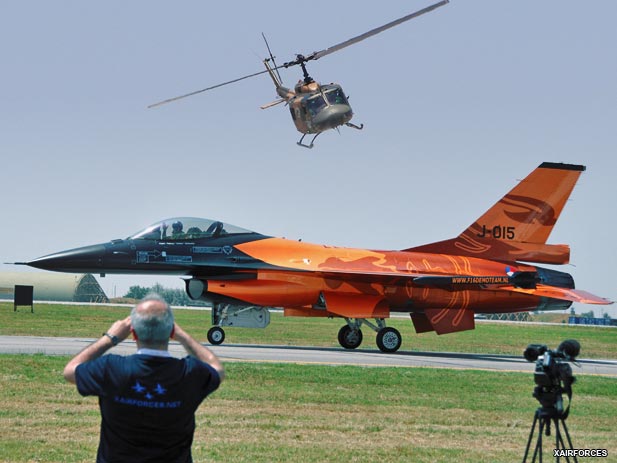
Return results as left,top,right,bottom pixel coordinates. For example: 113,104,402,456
524,344,547,362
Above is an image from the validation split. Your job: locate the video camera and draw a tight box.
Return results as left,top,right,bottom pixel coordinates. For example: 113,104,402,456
523,339,579,416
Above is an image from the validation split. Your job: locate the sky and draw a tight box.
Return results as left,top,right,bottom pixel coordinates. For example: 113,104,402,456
2,1,615,317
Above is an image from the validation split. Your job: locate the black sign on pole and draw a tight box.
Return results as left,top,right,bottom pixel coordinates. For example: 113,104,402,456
14,285,34,313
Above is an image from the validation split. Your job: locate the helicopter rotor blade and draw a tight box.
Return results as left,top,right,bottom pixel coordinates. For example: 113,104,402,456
148,1,447,109
148,68,276,108
309,0,448,62
148,59,298,109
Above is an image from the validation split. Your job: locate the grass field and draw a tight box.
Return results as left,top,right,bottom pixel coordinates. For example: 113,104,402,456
1,302,615,462
1,356,616,463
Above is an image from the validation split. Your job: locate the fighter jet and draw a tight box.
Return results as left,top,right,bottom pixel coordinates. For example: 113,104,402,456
23,162,612,352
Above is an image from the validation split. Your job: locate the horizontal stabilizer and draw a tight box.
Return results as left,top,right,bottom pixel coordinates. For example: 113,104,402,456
500,285,613,305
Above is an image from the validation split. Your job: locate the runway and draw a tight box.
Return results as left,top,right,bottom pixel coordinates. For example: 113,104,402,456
1,335,616,376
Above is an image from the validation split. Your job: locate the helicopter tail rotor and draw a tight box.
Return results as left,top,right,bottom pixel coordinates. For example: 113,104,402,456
262,32,284,86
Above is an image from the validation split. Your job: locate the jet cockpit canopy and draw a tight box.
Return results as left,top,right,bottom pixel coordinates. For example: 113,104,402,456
128,217,257,241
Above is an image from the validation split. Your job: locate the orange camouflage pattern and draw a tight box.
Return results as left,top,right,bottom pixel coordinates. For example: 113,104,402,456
205,162,611,336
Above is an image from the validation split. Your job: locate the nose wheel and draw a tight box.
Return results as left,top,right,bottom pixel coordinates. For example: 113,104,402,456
207,326,225,345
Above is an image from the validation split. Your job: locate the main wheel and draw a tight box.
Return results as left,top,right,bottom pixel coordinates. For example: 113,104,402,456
337,325,363,349
376,327,402,353
207,326,225,345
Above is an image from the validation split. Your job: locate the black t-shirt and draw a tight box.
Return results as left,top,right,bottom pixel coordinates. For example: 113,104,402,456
76,353,221,463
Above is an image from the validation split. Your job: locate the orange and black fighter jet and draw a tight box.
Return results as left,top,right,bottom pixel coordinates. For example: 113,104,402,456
24,162,612,352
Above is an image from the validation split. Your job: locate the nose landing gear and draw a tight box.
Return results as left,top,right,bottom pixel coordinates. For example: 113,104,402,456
207,326,225,345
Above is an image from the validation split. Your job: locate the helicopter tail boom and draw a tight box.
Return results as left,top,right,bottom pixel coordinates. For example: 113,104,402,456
260,98,285,110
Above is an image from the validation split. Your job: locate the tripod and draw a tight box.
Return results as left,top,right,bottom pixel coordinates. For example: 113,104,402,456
522,405,577,463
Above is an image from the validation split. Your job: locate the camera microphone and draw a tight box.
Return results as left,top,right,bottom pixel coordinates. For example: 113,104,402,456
557,339,580,360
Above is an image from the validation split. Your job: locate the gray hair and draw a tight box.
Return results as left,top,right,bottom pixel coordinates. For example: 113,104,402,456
131,293,174,345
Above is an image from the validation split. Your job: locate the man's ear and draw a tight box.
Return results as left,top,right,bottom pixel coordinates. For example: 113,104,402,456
131,327,138,341
170,326,175,339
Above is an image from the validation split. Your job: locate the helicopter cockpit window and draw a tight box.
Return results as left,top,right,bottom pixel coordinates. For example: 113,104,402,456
325,88,348,105
128,217,256,241
305,95,327,115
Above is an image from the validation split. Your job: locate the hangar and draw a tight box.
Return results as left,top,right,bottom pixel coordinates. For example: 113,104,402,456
0,272,108,303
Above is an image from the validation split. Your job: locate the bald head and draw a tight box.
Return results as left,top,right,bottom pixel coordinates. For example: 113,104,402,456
131,294,174,348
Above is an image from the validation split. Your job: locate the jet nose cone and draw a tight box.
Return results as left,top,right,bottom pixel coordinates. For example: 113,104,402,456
27,244,107,273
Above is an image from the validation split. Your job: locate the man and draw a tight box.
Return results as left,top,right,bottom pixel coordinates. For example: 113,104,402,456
64,294,224,463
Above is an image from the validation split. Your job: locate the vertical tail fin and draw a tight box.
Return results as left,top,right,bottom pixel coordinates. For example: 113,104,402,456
406,162,585,264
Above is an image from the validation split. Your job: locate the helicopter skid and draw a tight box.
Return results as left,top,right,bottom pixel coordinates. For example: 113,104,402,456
297,133,320,149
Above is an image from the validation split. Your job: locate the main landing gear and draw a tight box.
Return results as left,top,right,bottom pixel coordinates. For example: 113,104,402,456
338,318,402,353
205,303,402,353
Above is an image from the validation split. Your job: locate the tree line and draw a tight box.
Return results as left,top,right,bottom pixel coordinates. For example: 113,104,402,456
123,284,209,307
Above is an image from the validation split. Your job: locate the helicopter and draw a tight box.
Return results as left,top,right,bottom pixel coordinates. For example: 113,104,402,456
148,1,449,148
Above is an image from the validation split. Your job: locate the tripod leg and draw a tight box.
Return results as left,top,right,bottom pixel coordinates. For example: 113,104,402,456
553,418,563,463
561,420,577,455
555,418,578,463
522,412,540,463
523,413,545,463
535,418,545,463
